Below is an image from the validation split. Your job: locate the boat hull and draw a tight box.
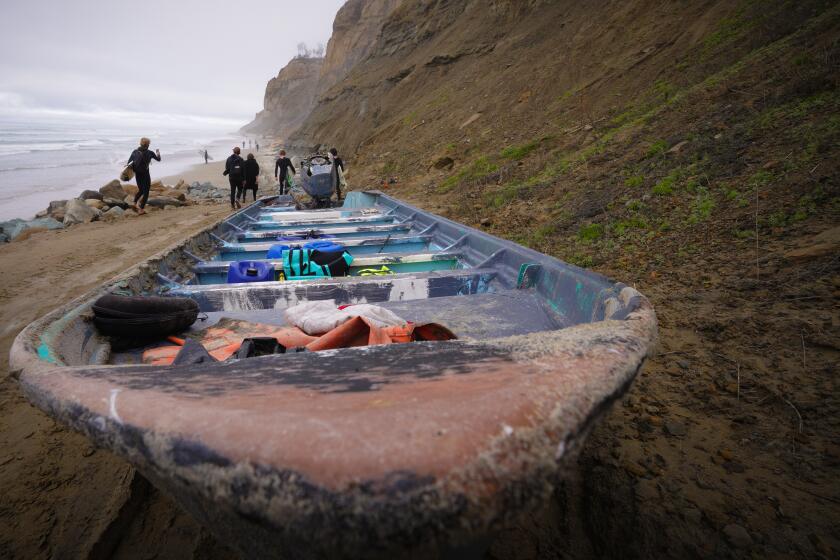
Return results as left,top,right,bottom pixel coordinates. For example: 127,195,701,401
10,191,657,559
19,309,653,558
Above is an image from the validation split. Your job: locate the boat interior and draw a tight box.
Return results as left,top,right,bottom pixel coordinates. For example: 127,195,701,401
36,191,637,368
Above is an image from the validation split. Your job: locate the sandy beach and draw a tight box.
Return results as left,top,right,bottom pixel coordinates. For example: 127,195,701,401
161,143,282,198
161,160,227,186
0,202,241,558
0,138,285,557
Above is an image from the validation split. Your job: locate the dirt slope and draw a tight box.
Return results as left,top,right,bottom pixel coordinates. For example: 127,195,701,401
288,0,840,557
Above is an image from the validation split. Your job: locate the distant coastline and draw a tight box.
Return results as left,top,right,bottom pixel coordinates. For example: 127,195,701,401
0,120,253,221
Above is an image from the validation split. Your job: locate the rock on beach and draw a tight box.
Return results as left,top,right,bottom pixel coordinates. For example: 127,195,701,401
63,199,99,225
102,206,125,221
99,180,128,200
2,177,214,243
80,189,103,201
0,217,64,241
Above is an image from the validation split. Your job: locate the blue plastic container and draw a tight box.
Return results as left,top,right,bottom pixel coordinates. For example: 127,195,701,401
227,261,275,283
303,240,345,253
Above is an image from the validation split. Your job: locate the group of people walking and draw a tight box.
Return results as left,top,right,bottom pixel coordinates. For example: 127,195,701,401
224,146,345,210
222,148,261,209
125,137,346,214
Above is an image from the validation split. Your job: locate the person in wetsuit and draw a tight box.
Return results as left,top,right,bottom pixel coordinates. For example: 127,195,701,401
128,137,161,215
274,149,296,195
329,147,345,200
223,146,245,209
242,153,260,202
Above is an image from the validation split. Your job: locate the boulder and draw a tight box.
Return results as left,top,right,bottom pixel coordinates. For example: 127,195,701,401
80,189,104,201
47,200,68,221
103,197,129,209
63,199,99,225
163,205,177,211
175,179,187,190
145,197,183,208
172,191,187,202
150,180,165,191
0,217,63,241
102,206,125,221
85,199,106,210
34,209,49,219
123,184,139,196
99,180,127,200
0,219,28,240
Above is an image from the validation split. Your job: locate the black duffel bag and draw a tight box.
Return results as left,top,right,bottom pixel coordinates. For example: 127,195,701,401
92,294,199,338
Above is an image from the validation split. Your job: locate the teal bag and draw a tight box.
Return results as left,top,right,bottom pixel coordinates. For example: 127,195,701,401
283,248,353,279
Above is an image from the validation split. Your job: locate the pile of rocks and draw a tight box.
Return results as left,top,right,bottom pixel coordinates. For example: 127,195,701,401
36,179,193,225
187,181,227,199
0,178,218,243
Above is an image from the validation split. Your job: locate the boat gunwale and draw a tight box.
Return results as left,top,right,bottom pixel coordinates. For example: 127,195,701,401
10,191,654,376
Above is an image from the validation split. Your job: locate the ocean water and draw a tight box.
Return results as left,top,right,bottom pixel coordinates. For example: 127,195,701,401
0,119,247,221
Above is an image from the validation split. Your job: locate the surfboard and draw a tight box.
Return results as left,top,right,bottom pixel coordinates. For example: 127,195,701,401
198,150,214,161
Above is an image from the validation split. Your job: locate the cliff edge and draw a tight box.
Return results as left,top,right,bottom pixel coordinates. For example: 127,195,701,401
240,56,323,137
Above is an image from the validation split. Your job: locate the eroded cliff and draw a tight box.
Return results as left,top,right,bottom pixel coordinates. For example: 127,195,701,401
240,56,322,137
241,0,403,139
318,0,405,92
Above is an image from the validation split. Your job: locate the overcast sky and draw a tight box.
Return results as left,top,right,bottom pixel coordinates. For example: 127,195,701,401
0,0,344,129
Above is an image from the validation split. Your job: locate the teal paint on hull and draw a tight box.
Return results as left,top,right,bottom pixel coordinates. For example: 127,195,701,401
37,343,56,364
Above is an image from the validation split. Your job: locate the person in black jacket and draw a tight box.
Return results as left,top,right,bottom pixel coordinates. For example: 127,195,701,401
128,137,161,215
329,147,345,200
242,153,260,202
223,147,245,209
274,149,296,195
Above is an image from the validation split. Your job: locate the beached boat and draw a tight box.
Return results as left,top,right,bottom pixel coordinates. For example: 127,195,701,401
10,191,657,559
